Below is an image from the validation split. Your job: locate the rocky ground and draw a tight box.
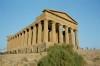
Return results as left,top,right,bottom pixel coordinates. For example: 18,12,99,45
0,49,100,66
78,49,100,66
0,52,47,66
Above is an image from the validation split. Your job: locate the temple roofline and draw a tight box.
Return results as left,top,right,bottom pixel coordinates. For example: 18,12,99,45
43,9,78,25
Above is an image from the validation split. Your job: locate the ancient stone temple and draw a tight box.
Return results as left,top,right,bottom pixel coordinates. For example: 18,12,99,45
7,9,79,54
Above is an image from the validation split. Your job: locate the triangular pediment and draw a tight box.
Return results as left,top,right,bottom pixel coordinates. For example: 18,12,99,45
43,9,77,24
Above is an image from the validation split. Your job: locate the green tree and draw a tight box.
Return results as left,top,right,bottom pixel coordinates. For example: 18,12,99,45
38,44,85,66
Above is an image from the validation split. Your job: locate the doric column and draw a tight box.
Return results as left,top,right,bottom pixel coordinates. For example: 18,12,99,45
37,22,42,44
11,37,13,50
20,33,23,49
28,27,32,47
10,37,12,51
22,31,25,48
7,39,10,51
21,32,24,49
51,22,56,43
59,24,63,43
7,38,10,51
32,25,36,45
12,37,14,50
8,39,11,52
43,19,48,43
75,30,79,49
19,34,21,49
71,29,75,47
65,26,69,44
17,34,20,51
13,37,15,50
14,36,16,49
24,29,28,48
14,36,16,50
10,38,12,51
16,35,18,50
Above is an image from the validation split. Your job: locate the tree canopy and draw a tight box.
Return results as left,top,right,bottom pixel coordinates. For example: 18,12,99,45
38,44,86,66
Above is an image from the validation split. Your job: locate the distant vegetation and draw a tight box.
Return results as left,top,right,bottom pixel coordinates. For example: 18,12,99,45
38,44,86,66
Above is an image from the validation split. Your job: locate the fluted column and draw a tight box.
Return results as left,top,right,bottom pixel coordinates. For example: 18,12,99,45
8,38,10,51
9,39,11,51
10,38,12,51
16,35,18,51
20,33,23,49
14,36,17,50
21,32,24,49
9,36,12,52
37,23,42,44
8,39,10,52
19,34,21,49
75,30,79,49
22,31,25,48
65,26,69,44
17,34,20,51
24,30,28,48
43,19,48,43
59,24,63,43
11,38,13,51
28,28,32,47
7,39,10,51
51,22,56,43
32,25,36,45
14,36,16,50
71,29,75,47
12,37,14,51
11,37,13,51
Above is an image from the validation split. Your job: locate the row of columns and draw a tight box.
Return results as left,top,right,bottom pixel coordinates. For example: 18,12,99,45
7,19,79,53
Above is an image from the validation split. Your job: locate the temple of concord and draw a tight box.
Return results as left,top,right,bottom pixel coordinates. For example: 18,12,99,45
7,9,79,54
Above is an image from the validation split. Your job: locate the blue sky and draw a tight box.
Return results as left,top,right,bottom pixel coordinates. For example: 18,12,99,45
0,0,100,51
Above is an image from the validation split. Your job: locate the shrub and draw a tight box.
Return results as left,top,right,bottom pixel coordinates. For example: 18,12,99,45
38,44,85,66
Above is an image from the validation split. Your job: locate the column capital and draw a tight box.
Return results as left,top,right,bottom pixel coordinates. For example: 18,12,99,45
43,19,48,43
52,21,56,24
28,26,32,30
44,18,48,21
63,25,69,28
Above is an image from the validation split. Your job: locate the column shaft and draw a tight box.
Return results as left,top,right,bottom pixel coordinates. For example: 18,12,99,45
8,39,10,51
10,39,12,51
15,37,17,50
16,36,18,50
20,33,23,49
75,30,79,49
24,30,28,48
21,33,24,49
12,37,14,50
17,36,19,50
59,24,63,43
71,29,75,47
32,26,36,45
52,22,56,43
28,28,32,47
37,23,42,44
19,34,21,49
22,32,25,48
43,19,48,43
65,26,69,44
